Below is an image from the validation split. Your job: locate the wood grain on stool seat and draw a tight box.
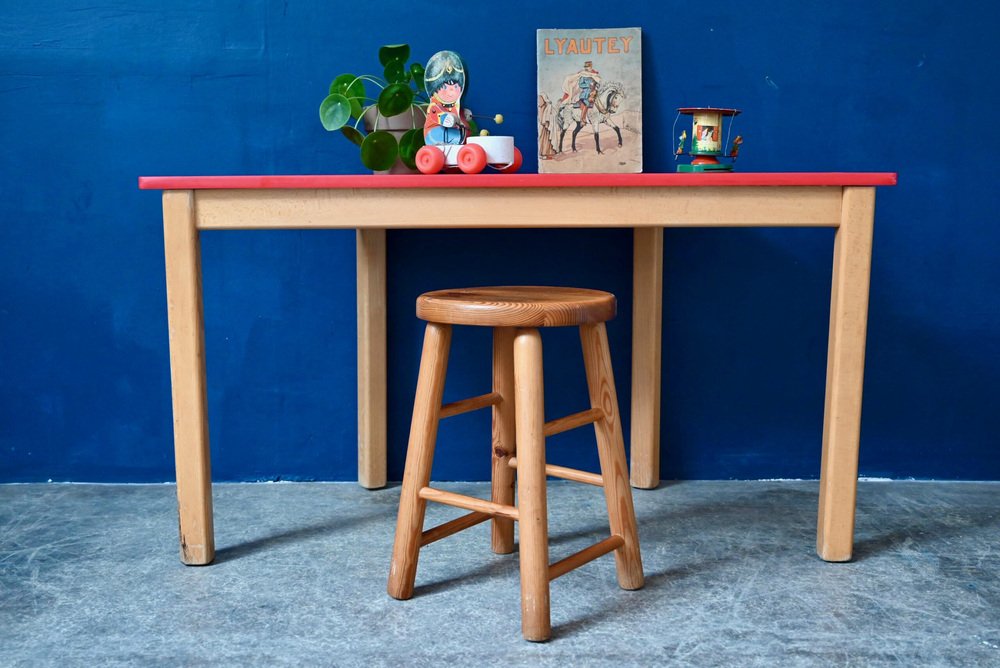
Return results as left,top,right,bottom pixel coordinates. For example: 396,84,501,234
416,286,616,328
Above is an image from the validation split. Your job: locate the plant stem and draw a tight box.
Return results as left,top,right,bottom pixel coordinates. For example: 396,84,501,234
352,75,387,89
353,103,378,131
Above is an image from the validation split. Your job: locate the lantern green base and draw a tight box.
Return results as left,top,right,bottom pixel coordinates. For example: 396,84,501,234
677,163,735,173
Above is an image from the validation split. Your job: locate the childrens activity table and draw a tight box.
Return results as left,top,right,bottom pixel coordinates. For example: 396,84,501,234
139,172,897,566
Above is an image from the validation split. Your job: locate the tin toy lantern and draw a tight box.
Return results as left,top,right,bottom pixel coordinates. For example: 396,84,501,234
674,107,743,172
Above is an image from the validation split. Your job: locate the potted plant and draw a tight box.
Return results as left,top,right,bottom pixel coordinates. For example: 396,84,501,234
319,43,432,172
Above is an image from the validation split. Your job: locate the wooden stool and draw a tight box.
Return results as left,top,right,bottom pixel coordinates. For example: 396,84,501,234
387,286,643,641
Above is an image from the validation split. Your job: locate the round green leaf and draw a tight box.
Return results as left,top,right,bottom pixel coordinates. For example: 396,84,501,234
383,59,409,84
409,63,425,90
377,83,414,117
378,44,410,67
329,74,365,119
341,126,364,147
360,130,398,171
398,128,425,170
319,93,351,131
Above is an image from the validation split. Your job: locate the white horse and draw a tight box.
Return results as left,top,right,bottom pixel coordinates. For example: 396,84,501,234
555,81,626,154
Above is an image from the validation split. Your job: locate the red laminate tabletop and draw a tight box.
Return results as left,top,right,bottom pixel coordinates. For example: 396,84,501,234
139,172,897,191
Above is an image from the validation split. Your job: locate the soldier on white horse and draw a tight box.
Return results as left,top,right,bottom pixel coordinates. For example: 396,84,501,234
558,60,602,125
555,79,626,154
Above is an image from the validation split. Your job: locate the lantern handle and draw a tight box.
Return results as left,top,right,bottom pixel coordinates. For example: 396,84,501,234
672,111,683,160
724,112,735,159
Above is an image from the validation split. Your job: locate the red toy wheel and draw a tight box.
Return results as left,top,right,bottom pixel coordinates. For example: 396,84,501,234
498,147,523,174
416,146,445,174
457,144,488,174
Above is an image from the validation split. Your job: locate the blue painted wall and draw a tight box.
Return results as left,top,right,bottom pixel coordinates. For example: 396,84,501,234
1,1,997,482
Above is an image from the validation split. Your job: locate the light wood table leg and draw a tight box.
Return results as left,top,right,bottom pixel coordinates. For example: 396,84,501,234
817,187,876,562
357,229,387,489
630,227,663,488
162,191,214,565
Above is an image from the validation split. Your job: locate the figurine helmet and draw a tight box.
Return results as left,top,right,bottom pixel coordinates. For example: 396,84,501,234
424,50,467,98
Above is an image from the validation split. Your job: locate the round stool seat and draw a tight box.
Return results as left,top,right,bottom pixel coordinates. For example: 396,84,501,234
416,286,616,328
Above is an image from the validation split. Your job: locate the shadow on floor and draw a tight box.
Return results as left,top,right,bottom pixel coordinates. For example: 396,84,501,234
215,509,384,563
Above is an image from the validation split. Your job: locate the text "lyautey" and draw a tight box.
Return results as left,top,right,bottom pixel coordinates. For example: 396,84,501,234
543,36,634,56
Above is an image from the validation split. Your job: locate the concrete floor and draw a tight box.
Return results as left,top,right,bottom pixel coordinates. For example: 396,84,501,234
1,481,998,666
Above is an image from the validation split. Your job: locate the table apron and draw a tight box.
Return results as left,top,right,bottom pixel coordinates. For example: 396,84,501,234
187,186,847,230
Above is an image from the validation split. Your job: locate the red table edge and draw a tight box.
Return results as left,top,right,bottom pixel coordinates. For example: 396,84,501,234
139,172,897,190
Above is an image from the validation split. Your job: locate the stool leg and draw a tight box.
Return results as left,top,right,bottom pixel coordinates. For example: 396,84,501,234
580,323,644,591
513,328,551,641
388,322,452,600
491,327,517,554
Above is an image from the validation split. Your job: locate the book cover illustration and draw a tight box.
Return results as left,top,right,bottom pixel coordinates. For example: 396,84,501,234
536,28,642,173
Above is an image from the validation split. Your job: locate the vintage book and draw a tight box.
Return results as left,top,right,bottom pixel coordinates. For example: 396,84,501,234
536,27,642,173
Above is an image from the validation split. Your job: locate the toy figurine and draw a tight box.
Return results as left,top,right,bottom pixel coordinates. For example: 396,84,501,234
675,130,687,159
414,50,522,175
730,135,743,159
423,50,470,146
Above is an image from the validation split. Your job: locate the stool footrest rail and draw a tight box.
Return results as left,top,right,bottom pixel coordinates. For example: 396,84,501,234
507,458,604,487
549,535,625,581
440,392,502,419
420,511,492,547
543,407,603,437
419,486,520,521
